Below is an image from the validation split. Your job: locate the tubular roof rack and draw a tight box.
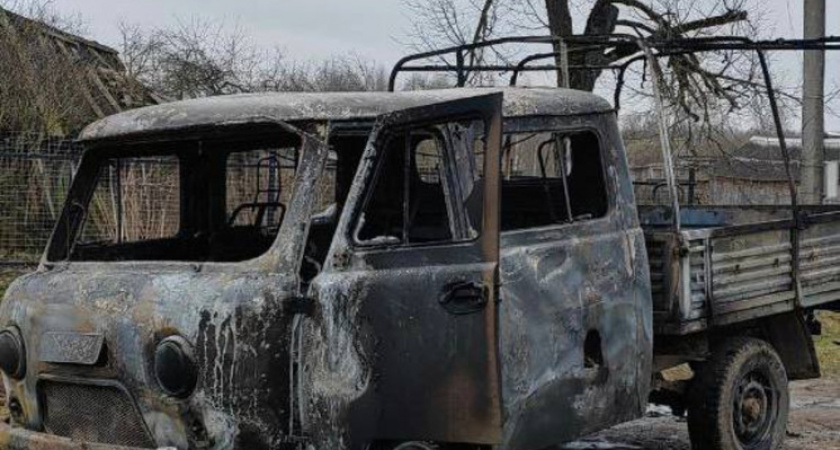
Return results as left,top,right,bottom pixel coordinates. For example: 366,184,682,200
389,34,840,92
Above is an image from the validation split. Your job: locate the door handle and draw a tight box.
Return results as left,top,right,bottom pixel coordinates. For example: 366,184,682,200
439,281,488,315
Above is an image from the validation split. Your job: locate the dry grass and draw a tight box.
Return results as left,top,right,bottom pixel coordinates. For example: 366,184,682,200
815,311,840,379
0,270,24,298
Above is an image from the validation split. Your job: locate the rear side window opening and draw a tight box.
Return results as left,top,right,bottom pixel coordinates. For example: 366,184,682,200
500,130,609,232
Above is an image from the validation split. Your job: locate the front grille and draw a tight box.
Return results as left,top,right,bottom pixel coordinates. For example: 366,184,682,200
41,380,156,448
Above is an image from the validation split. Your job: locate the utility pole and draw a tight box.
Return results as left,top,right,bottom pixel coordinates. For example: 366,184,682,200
801,0,826,204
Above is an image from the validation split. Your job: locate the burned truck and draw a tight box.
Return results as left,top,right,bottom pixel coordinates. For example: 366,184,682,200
1,36,839,450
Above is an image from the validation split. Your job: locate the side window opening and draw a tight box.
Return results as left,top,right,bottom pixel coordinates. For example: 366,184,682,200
409,133,452,243
226,148,297,230
501,130,608,232
76,155,180,251
212,146,301,262
60,130,315,263
356,133,407,245
354,120,485,247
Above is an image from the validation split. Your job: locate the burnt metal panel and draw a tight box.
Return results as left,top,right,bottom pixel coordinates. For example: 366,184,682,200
38,332,104,365
0,121,331,449
77,88,612,143
302,93,504,448
497,113,652,450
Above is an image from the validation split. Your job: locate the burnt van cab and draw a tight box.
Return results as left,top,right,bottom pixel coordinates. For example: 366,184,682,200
0,88,653,450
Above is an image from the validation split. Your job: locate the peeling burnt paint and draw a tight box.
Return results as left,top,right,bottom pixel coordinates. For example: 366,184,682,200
0,267,312,449
0,89,656,450
77,88,612,144
497,114,652,450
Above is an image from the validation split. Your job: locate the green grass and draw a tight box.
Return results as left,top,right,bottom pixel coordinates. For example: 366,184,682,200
815,311,840,379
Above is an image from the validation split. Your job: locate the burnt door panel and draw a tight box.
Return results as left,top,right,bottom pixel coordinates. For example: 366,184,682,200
305,94,503,447
497,119,652,450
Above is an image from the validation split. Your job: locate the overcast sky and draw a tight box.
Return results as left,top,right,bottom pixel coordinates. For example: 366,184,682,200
25,0,840,129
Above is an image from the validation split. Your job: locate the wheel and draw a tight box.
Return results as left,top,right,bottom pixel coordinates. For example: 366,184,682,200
687,337,790,450
367,442,487,450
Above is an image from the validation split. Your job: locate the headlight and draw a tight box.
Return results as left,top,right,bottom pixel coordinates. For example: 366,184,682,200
154,336,198,398
0,327,25,379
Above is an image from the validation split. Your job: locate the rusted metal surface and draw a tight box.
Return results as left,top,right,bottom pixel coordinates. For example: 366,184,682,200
300,94,506,447
0,420,148,450
0,119,330,449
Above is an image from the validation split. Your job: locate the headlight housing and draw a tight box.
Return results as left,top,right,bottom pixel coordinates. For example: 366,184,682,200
0,327,25,379
154,336,198,398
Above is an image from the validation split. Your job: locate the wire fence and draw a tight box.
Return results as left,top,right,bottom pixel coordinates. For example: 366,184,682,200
0,132,81,266
0,133,338,266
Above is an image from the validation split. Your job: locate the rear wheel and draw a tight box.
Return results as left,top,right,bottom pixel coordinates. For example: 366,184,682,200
368,442,487,450
391,444,439,450
687,337,789,450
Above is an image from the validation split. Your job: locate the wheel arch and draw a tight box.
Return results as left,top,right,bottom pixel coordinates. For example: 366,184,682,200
754,310,821,381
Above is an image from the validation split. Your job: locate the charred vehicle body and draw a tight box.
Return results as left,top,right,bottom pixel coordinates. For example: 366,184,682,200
1,36,839,450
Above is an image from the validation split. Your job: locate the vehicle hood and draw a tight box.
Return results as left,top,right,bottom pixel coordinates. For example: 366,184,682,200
0,266,303,449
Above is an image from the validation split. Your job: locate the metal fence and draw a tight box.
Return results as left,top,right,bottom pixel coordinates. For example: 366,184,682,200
0,132,81,265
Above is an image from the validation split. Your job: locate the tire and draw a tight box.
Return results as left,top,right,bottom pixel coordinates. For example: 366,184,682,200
687,337,790,450
391,444,439,450
369,442,486,450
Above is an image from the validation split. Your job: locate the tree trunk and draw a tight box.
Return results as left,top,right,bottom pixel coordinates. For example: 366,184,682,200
544,0,573,87
544,0,619,91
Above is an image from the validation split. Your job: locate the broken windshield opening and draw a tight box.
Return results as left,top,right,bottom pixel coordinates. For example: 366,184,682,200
48,129,331,263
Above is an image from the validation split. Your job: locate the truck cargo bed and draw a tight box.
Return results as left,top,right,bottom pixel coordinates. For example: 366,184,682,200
640,205,840,335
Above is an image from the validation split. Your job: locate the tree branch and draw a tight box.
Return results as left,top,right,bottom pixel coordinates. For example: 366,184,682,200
668,10,748,36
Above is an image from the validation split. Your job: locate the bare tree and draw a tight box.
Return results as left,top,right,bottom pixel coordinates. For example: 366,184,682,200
403,0,765,122
118,18,272,99
269,56,389,92
119,20,390,98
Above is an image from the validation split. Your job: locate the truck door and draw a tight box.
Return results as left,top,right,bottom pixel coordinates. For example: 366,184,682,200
304,93,503,447
496,118,652,450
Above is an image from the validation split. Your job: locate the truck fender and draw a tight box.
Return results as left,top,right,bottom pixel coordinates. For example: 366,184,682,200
758,310,820,380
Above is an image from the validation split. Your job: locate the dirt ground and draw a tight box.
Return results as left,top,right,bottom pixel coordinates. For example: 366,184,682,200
559,377,840,450
561,311,840,450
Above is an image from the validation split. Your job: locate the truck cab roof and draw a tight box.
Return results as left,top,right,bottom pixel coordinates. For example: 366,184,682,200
78,87,614,143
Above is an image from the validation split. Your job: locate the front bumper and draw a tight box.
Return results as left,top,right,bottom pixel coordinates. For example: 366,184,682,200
0,423,154,450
